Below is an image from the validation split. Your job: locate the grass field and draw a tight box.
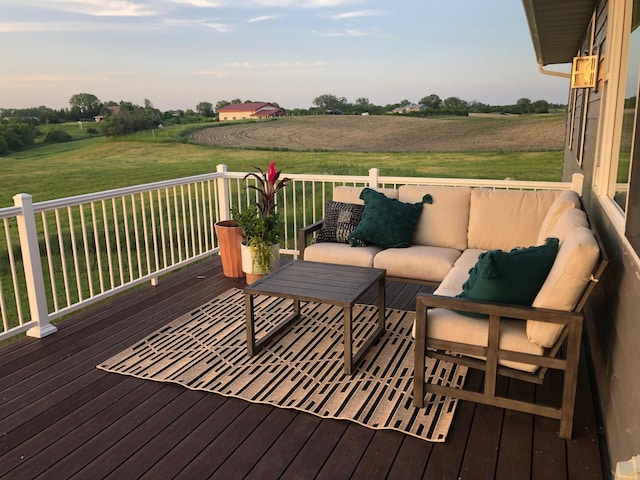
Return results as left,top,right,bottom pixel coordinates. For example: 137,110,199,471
1,114,566,208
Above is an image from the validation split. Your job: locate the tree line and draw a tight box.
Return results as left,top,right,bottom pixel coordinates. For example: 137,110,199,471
1,92,564,155
305,94,562,116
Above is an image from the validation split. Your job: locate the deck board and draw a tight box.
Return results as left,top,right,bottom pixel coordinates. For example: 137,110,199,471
0,257,606,479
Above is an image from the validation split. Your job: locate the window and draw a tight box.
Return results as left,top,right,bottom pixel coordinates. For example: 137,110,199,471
608,2,640,254
613,27,640,211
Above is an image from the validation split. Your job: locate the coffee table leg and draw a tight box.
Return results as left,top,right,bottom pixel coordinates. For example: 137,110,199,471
377,275,386,333
245,292,256,356
344,306,353,375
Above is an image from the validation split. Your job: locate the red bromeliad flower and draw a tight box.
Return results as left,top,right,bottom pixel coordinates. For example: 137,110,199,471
244,161,290,219
268,161,277,185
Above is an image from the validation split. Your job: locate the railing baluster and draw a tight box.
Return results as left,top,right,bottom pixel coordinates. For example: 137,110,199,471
112,198,125,286
3,218,24,326
102,200,115,290
131,194,143,279
79,204,94,298
140,192,151,278
41,212,59,312
149,191,160,274
67,206,83,302
91,202,105,294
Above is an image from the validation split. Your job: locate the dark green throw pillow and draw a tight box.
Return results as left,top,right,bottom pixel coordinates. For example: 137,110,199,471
456,237,559,318
348,188,432,248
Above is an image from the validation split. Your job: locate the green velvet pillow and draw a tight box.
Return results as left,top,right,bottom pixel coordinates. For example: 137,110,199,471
456,237,559,317
348,188,432,248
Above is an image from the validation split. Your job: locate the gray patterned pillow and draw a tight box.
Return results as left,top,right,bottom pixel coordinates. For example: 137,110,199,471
316,201,367,246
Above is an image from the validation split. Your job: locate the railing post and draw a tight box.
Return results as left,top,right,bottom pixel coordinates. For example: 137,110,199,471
217,164,232,220
571,173,584,195
368,168,380,188
14,194,57,338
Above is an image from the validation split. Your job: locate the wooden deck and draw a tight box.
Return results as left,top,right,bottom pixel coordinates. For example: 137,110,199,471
0,257,606,479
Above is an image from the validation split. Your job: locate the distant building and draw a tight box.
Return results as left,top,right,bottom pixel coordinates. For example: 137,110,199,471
392,104,425,114
218,102,285,121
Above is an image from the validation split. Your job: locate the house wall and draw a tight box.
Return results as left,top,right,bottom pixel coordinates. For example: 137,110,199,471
219,111,254,121
562,0,640,466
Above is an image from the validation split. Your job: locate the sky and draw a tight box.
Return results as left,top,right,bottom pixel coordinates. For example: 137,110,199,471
0,0,574,112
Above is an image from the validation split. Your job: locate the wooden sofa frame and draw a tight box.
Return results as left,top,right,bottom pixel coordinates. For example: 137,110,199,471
413,250,607,439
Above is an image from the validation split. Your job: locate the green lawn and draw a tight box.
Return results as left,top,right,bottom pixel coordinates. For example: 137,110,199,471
0,123,563,208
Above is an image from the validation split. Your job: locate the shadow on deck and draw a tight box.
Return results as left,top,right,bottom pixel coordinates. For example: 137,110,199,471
0,257,606,479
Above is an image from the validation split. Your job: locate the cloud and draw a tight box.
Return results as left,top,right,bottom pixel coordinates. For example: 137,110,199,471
0,73,83,87
197,70,228,77
248,0,360,8
332,10,384,20
47,0,158,17
203,22,232,32
0,20,136,32
313,29,366,37
222,60,328,69
248,15,278,23
169,0,224,6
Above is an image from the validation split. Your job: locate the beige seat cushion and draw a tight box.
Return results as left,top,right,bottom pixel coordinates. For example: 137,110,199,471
527,225,600,347
536,190,582,244
302,243,382,267
438,264,470,292
398,186,471,250
374,245,461,283
468,189,559,251
414,284,544,373
454,249,486,267
332,186,398,204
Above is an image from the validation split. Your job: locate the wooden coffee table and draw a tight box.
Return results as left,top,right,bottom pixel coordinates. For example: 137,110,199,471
244,260,386,374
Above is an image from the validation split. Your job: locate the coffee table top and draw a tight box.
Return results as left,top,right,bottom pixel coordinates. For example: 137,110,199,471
244,261,386,306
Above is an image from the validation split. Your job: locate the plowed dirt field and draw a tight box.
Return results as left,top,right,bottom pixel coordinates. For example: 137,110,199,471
191,115,565,152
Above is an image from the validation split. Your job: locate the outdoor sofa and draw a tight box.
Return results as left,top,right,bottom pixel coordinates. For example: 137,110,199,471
298,185,607,438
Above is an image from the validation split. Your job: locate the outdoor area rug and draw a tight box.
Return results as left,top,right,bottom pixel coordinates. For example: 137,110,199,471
97,288,467,442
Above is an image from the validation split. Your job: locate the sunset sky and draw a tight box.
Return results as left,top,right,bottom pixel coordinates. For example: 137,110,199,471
1,0,573,111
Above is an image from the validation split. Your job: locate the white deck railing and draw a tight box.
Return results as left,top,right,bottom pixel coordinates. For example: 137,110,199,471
0,165,581,341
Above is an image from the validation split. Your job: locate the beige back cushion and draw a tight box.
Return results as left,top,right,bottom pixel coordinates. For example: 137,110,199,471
332,186,398,205
467,189,560,251
527,225,600,347
398,185,470,250
536,190,582,244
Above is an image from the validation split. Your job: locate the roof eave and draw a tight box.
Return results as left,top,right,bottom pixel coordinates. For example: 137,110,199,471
521,0,599,66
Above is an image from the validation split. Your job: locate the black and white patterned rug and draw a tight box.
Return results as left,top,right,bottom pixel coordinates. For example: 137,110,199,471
98,288,466,442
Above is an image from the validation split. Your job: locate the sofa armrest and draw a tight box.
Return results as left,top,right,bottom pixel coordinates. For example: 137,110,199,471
415,293,581,326
298,220,324,260
413,292,585,439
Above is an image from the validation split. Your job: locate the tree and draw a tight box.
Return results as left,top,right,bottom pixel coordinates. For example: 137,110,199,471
420,94,442,110
443,97,467,107
0,122,36,153
196,101,214,117
516,97,533,113
69,93,101,118
215,100,231,112
312,94,348,111
532,99,550,113
355,97,370,106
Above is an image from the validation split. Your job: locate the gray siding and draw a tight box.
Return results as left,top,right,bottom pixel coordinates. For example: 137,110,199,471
562,0,640,466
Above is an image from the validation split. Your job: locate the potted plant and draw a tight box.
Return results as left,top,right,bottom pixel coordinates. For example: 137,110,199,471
233,162,290,283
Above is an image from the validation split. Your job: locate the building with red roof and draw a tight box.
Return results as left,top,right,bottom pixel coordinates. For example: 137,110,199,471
218,102,285,121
